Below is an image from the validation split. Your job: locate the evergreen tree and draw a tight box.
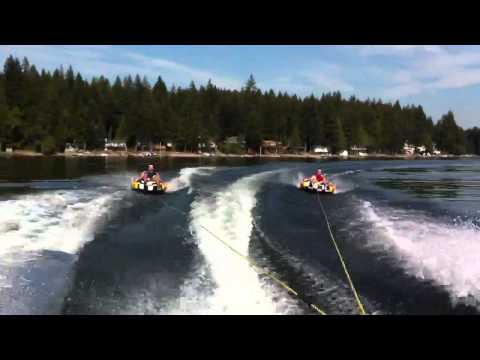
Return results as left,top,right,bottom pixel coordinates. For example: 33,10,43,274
325,116,346,154
0,55,475,156
466,127,480,155
3,55,25,108
289,124,302,147
243,74,258,93
434,111,466,155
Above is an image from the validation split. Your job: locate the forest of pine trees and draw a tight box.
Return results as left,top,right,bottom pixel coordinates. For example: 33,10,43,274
0,55,478,155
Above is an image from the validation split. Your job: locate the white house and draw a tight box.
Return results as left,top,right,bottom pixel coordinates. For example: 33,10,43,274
65,143,77,153
104,139,127,151
416,145,427,154
350,145,368,156
403,142,415,155
198,140,217,151
313,146,329,154
339,150,348,157
65,142,86,152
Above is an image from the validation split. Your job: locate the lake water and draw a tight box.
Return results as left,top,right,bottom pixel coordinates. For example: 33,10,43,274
0,156,479,314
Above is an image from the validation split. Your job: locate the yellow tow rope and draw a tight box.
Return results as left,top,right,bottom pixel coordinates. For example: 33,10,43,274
159,198,328,315
316,193,367,315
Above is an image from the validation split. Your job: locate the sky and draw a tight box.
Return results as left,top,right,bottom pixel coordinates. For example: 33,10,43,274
0,45,479,129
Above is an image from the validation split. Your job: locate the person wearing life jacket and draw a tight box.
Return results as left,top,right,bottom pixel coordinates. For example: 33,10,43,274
312,169,327,184
138,164,162,184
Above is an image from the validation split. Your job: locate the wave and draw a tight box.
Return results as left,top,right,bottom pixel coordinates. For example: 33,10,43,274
167,170,283,314
362,201,480,308
329,170,360,194
0,190,122,256
251,219,380,314
166,167,217,194
0,187,124,313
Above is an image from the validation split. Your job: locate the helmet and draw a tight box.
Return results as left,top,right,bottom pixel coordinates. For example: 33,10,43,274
317,169,322,174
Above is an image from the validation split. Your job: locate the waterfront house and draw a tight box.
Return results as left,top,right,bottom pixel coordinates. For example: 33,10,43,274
104,139,128,151
312,145,329,155
350,145,368,156
261,139,283,154
403,141,415,155
65,142,86,153
198,140,217,152
416,145,427,154
225,136,246,147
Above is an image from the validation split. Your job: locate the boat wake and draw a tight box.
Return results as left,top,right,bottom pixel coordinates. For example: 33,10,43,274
362,201,480,308
0,188,124,314
166,170,286,314
166,167,217,194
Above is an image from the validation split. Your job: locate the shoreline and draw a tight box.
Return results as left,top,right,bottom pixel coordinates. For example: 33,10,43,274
1,149,478,161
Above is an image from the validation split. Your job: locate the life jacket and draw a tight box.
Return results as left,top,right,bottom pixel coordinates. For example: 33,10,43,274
141,171,157,181
147,171,157,179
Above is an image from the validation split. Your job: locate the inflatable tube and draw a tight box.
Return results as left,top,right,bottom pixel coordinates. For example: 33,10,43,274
131,178,167,194
298,178,336,194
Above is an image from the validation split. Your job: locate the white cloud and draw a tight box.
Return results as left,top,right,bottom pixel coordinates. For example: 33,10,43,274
384,81,425,99
260,76,312,96
0,45,146,79
0,45,353,95
358,45,480,98
302,72,354,93
0,45,243,90
359,45,446,57
124,52,242,90
264,61,354,96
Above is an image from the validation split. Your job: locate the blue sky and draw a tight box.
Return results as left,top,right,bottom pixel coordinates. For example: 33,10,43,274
1,45,479,128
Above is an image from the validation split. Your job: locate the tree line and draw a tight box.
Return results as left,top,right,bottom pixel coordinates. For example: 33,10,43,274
0,55,478,155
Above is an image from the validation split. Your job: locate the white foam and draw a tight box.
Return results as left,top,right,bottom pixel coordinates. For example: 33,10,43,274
169,171,283,314
362,201,480,306
0,188,124,313
287,171,307,188
0,190,121,258
328,170,360,194
166,167,217,194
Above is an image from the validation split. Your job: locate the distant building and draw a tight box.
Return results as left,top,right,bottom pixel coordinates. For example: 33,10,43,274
312,146,329,154
262,139,281,148
136,142,153,152
65,142,86,153
403,141,415,155
339,150,348,157
152,143,166,152
198,140,217,152
104,139,127,151
225,136,246,146
65,143,75,152
261,139,283,154
416,145,427,154
350,146,368,156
